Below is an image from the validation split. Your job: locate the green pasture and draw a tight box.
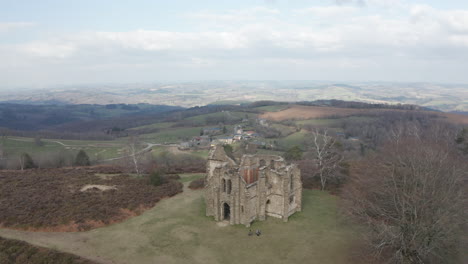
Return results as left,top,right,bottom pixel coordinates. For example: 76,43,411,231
130,122,177,131
184,111,254,126
254,104,289,112
140,127,203,143
277,130,310,149
1,137,126,161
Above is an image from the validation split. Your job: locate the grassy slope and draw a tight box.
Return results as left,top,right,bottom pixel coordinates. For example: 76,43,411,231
0,182,357,264
129,122,176,131
140,127,204,143
178,173,205,183
254,104,289,112
2,137,126,160
184,111,255,125
278,129,310,148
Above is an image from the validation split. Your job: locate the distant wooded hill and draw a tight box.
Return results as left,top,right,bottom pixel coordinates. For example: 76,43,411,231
0,103,182,131
0,100,447,140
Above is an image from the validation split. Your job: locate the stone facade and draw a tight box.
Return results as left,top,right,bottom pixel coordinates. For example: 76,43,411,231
205,145,302,226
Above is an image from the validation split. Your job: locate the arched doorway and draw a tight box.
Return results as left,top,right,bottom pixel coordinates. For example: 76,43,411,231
266,199,271,213
223,203,230,220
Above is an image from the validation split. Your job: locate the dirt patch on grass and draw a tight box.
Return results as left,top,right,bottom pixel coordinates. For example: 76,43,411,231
80,184,117,192
0,167,183,232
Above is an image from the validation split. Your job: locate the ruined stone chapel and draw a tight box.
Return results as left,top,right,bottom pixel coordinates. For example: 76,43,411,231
205,145,302,226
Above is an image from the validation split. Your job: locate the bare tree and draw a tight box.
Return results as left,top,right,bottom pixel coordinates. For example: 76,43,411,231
343,137,467,264
126,135,142,175
310,128,343,190
18,154,25,171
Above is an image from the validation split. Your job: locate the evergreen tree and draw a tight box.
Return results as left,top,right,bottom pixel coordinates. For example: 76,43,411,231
284,145,303,161
20,153,36,170
222,144,237,160
74,150,90,166
150,171,164,186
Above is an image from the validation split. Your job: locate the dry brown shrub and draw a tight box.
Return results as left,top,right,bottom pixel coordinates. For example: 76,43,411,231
0,236,97,263
188,177,205,190
0,167,183,231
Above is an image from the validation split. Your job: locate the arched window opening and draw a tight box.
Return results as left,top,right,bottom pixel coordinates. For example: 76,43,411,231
222,179,226,192
227,180,232,194
289,196,294,204
223,203,230,220
241,206,244,213
290,174,294,190
266,199,271,212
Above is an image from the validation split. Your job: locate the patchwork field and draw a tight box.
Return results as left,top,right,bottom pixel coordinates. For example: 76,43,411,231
260,105,468,125
0,180,359,264
260,105,364,121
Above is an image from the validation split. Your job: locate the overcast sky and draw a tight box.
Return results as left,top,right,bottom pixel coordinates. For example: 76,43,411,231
1,0,468,88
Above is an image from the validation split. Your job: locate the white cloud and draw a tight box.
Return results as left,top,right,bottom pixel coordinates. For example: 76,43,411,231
12,5,468,60
295,6,358,17
20,41,76,58
0,22,35,33
2,4,468,85
335,0,405,8
186,6,279,27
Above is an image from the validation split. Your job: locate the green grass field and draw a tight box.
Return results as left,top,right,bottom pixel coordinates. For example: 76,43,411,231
1,137,63,155
178,173,205,183
278,129,310,149
0,182,358,264
184,111,254,126
140,127,203,143
254,104,289,112
1,137,130,162
129,122,177,131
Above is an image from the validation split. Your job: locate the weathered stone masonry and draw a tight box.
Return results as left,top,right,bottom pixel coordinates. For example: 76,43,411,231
205,145,302,226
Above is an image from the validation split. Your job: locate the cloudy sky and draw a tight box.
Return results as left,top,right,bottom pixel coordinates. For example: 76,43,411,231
1,0,468,87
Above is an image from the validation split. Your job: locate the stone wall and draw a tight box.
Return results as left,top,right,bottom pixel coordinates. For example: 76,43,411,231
205,145,302,227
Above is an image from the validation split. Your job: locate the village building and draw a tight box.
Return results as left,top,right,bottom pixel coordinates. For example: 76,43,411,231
205,145,302,226
179,136,211,149
242,130,259,140
214,137,234,145
234,125,243,135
